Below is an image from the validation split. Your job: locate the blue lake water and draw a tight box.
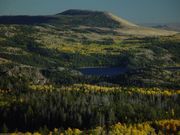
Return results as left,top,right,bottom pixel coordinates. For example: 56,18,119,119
78,66,180,76
78,67,128,76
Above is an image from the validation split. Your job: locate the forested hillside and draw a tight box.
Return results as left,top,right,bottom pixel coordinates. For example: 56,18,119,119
0,10,180,134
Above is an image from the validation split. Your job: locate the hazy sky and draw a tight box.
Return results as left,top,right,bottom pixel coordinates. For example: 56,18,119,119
0,0,180,24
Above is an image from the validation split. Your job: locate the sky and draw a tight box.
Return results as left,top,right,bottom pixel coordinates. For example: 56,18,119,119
0,0,180,24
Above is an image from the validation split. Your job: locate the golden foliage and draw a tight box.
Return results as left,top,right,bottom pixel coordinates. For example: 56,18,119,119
29,84,180,96
154,119,180,134
8,119,180,135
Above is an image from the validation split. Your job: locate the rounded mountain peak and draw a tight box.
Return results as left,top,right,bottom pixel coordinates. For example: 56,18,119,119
55,9,138,28
59,9,108,16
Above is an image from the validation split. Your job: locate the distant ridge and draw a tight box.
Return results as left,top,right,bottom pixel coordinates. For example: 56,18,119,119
0,9,177,36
